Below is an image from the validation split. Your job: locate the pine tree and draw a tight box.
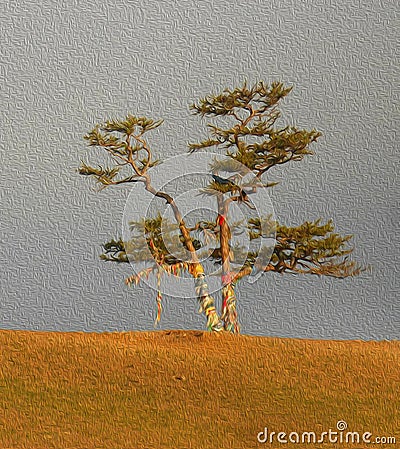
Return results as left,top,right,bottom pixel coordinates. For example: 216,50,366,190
79,81,365,333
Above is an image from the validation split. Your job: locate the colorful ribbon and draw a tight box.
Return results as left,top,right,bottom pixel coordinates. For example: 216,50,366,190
194,271,223,332
221,281,240,333
155,268,162,325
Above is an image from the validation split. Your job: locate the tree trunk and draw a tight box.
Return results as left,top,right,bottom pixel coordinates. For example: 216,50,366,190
218,198,240,333
192,265,224,332
145,181,224,331
221,281,240,333
177,213,224,332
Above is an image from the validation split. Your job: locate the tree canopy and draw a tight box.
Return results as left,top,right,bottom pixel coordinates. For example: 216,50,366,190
79,80,365,333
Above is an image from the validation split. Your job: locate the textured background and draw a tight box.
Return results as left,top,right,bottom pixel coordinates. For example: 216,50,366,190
0,0,398,339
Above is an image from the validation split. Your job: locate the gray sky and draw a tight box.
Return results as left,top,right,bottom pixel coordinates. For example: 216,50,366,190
0,0,398,339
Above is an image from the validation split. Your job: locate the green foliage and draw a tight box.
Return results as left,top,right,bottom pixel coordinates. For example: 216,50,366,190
189,80,321,175
86,82,362,280
80,114,163,190
101,212,363,281
80,80,365,333
101,214,215,286
246,217,364,278
100,238,129,263
208,157,249,176
78,162,120,190
189,80,292,117
228,127,320,172
200,179,237,196
97,114,164,135
187,138,222,152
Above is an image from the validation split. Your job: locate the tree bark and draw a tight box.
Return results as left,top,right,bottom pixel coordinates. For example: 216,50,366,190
145,178,223,331
218,197,240,333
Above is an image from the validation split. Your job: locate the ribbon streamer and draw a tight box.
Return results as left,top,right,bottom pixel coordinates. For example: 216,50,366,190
194,271,223,332
221,281,240,333
155,269,162,325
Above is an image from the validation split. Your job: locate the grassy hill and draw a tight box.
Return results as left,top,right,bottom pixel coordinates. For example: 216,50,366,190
0,329,398,448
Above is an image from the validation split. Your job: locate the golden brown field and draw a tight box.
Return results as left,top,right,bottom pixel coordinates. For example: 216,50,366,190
0,329,398,449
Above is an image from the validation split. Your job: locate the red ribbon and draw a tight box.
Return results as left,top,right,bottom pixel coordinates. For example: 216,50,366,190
221,273,232,285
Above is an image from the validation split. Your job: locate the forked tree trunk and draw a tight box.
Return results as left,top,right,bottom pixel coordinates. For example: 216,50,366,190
178,216,224,332
146,181,224,331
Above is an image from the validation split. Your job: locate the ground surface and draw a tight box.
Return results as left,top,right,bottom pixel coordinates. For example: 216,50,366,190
0,329,399,448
